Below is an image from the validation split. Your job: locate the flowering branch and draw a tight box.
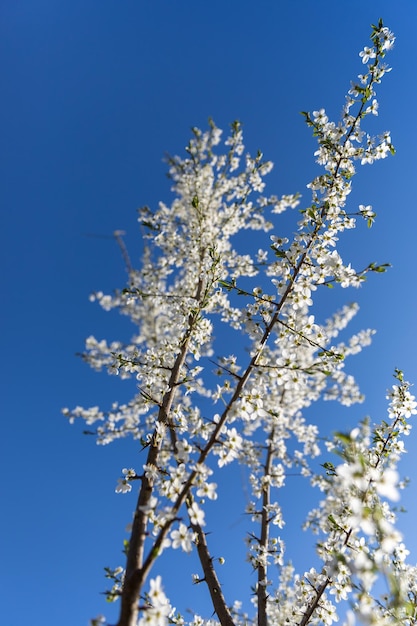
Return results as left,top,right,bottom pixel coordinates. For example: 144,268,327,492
64,19,416,626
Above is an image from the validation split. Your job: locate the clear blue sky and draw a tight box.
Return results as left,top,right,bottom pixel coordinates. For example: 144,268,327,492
2,2,417,625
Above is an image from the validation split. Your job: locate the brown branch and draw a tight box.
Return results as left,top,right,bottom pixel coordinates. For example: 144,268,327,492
191,520,235,626
116,280,205,626
114,231,134,274
298,579,330,626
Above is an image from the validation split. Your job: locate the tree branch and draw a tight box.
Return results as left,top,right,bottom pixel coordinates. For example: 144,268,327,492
117,280,206,626
191,520,236,626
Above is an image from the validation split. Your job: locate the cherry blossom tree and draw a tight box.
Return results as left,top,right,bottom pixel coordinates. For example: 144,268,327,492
64,20,417,626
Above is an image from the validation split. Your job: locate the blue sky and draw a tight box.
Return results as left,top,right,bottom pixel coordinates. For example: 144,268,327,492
2,2,417,625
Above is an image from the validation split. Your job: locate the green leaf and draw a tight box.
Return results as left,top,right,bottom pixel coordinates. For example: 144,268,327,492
272,248,286,258
335,431,353,444
394,368,404,382
218,280,233,291
141,219,159,231
322,461,336,475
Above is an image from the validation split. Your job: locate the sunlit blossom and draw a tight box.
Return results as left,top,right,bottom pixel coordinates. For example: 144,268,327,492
65,22,416,626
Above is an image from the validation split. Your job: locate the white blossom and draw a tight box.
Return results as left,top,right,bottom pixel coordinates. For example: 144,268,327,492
64,22,416,626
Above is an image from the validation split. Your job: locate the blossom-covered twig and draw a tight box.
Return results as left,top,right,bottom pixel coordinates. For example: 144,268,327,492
63,20,414,626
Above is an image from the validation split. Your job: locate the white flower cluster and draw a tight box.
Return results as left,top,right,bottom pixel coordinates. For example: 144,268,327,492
302,373,417,624
138,576,173,626
65,21,416,626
